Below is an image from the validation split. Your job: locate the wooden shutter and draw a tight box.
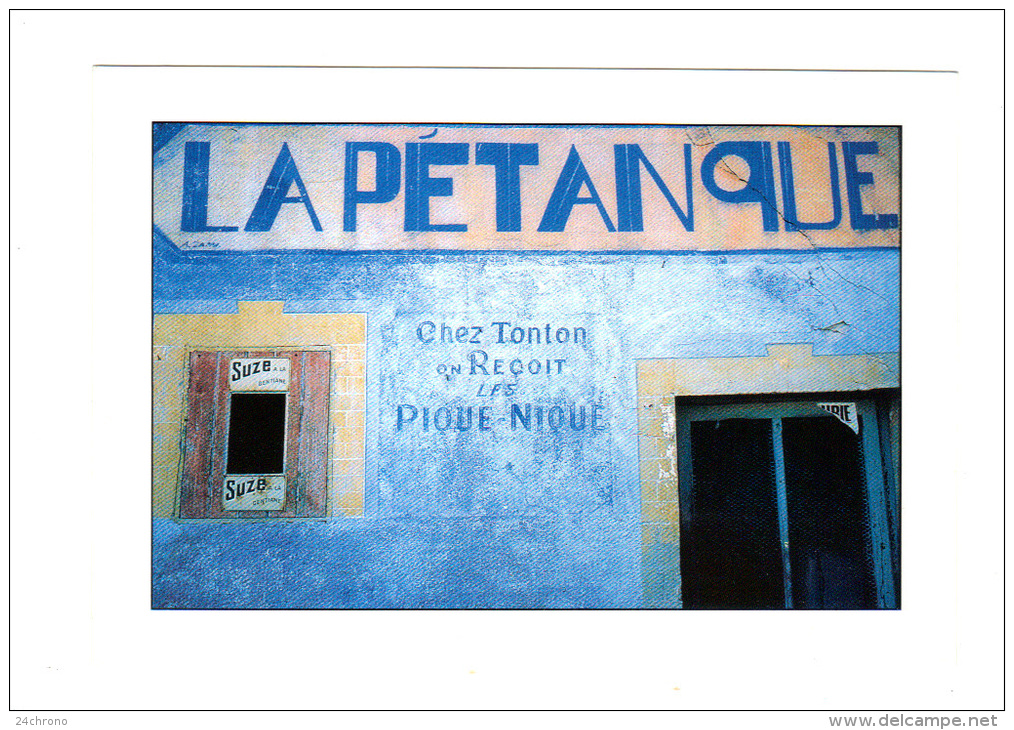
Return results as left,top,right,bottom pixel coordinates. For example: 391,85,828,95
178,349,331,519
297,350,330,518
179,351,219,519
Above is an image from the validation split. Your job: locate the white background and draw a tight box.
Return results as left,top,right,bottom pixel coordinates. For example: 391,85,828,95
8,9,1005,726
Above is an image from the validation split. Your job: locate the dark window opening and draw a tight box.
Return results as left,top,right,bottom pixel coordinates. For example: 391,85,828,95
179,350,332,520
226,393,286,475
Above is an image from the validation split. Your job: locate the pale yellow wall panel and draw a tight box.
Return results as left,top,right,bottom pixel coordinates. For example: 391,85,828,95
153,302,367,520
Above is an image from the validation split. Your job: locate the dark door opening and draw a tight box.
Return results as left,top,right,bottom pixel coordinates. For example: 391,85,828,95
676,397,897,609
782,416,875,609
682,418,784,609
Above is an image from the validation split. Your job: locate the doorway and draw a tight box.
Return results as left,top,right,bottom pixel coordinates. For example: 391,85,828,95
676,396,897,609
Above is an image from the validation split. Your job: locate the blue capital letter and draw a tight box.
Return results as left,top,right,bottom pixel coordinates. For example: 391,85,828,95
701,141,780,232
475,142,539,232
404,142,469,232
614,143,693,232
842,141,899,231
343,142,401,231
778,142,842,231
244,142,323,232
538,146,616,232
181,142,238,232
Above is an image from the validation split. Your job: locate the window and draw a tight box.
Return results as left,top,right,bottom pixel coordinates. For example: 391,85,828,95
226,392,287,476
178,349,331,519
676,395,898,609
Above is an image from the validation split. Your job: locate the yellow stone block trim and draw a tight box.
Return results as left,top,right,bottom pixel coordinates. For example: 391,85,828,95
153,301,367,519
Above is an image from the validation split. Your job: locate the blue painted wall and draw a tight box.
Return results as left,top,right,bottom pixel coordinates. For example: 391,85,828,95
152,230,899,608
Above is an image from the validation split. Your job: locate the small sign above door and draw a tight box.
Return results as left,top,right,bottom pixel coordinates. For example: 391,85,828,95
816,402,860,434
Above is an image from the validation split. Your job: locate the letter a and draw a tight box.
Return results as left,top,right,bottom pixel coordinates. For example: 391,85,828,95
245,142,323,232
538,146,616,232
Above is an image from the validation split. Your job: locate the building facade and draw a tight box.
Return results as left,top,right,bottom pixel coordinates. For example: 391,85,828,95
152,123,900,609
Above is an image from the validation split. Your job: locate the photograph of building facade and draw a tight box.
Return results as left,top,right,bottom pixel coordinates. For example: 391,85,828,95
152,123,900,609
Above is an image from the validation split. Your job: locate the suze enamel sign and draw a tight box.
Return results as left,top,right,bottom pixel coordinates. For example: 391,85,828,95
222,475,286,511
229,358,290,391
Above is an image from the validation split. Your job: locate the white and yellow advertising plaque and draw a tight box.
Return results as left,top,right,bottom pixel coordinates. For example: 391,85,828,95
222,475,286,511
229,358,290,391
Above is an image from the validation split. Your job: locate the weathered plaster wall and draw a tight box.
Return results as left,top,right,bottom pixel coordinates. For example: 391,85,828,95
152,231,899,608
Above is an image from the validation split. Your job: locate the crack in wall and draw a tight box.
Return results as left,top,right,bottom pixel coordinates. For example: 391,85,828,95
691,133,892,311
